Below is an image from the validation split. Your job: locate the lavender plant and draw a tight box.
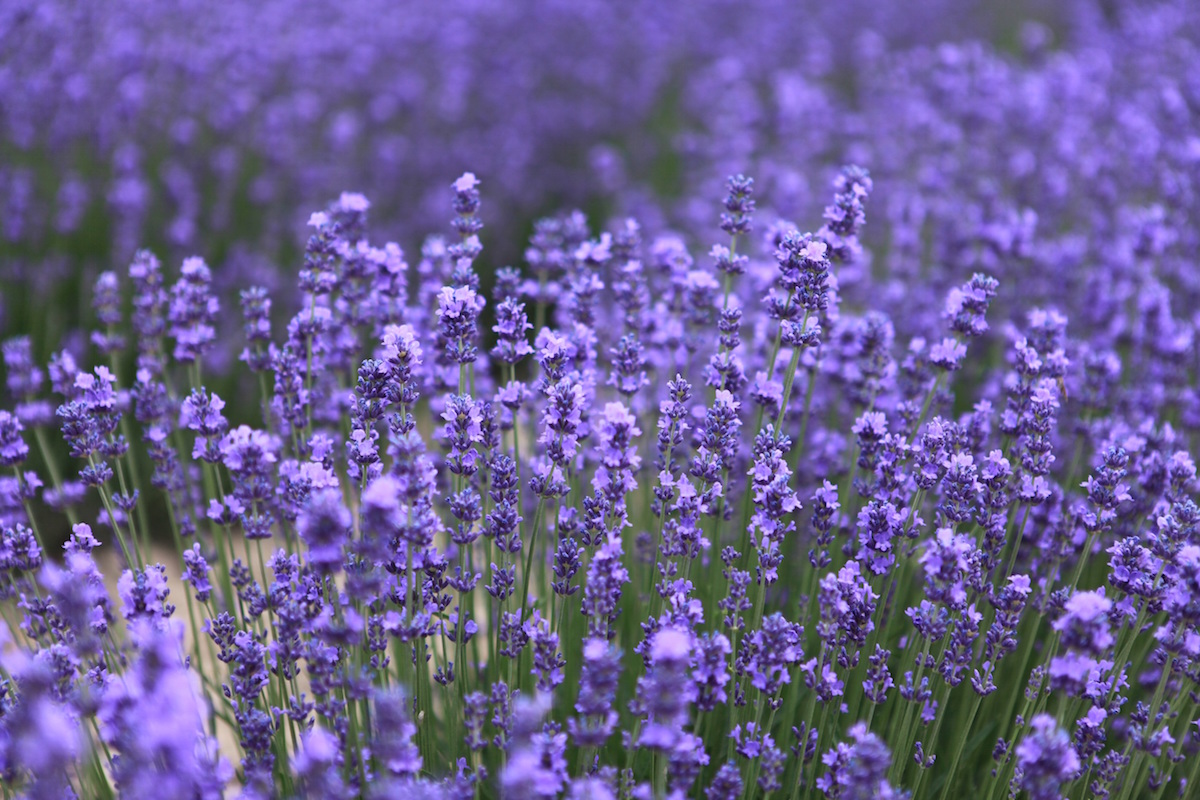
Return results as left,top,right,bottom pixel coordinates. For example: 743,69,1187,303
2,4,1200,798
1,154,1197,800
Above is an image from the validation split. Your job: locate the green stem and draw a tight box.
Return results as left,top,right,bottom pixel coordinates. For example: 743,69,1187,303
937,692,982,800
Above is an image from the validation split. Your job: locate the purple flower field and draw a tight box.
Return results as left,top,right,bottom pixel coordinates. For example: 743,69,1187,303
1,1,1200,798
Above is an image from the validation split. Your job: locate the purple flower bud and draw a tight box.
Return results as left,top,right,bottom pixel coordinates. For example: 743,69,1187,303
635,627,694,751
437,285,485,364
91,271,125,356
373,688,422,778
298,488,350,575
1015,715,1080,800
720,175,756,238
3,336,44,401
168,256,218,364
294,727,348,800
817,722,904,799
945,273,999,339
182,543,213,603
0,411,29,467
571,637,621,748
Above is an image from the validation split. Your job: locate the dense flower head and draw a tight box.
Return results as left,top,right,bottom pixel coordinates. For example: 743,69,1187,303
373,688,422,779
298,488,351,574
571,637,621,747
100,620,229,799
492,296,534,365
818,723,906,800
856,499,901,576
945,273,999,339
920,527,974,609
91,270,125,355
239,286,273,371
776,230,831,315
720,174,755,238
634,627,695,751
1,652,83,795
1052,590,1114,655
1015,715,1080,800
3,336,43,402
181,542,213,603
437,285,485,364
117,564,175,626
168,256,219,363
817,561,877,664
819,165,873,261
0,411,28,467
745,613,803,698
181,387,228,462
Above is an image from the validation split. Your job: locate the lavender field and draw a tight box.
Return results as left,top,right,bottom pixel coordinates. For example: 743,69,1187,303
1,1,1199,798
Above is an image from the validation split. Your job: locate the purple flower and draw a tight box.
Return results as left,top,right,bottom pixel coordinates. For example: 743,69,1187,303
817,561,877,671
3,652,84,796
298,488,351,575
592,401,642,506
99,620,229,798
608,334,649,397
817,723,905,800
492,296,534,365
748,431,801,584
571,637,621,747
692,632,732,711
180,388,228,463
2,336,44,402
856,499,901,576
634,627,694,751
552,535,581,598
745,613,803,702
1015,715,1080,800
808,480,841,570
0,411,28,467
1052,590,1114,654
128,251,169,375
441,393,484,475
91,270,125,355
219,425,279,539
437,285,485,364
501,695,566,797
117,564,174,627
58,366,125,474
181,543,213,603
540,377,587,466
451,172,483,239
929,336,967,371
776,230,832,316
707,762,744,800
524,610,565,692
974,574,1032,696
168,256,218,363
582,534,629,640
720,174,755,238
294,727,348,800
239,286,273,372
696,389,742,475
945,273,999,339
818,165,872,262
373,689,422,778
920,527,974,610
